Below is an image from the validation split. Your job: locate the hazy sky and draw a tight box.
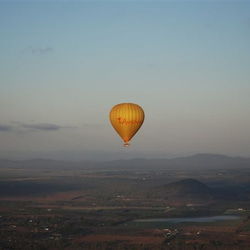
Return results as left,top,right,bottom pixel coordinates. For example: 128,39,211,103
1,0,250,160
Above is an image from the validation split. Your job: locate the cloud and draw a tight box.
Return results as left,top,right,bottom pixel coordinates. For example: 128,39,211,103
0,125,12,132
22,46,53,55
21,123,78,131
21,123,62,131
2,122,77,133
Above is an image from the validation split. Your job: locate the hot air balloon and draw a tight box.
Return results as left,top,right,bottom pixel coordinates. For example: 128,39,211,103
109,103,145,147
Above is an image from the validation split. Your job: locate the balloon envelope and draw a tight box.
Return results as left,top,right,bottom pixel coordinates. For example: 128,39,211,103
109,103,145,147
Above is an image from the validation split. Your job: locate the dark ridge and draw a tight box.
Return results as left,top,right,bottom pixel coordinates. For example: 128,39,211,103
163,178,211,194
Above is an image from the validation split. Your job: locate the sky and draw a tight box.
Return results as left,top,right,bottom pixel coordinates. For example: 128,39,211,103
1,0,250,161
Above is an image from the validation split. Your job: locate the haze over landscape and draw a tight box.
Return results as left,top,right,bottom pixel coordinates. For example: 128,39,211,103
1,154,250,249
1,0,250,161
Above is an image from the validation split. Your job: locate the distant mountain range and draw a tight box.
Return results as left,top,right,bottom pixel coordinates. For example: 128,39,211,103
106,153,250,170
0,153,250,171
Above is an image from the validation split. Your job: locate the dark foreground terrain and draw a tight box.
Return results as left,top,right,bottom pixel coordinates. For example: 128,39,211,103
0,154,250,249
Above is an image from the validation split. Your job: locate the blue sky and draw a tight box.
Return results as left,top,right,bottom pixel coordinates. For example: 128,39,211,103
1,0,250,160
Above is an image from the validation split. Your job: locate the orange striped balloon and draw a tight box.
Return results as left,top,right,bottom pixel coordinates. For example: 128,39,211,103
109,103,145,147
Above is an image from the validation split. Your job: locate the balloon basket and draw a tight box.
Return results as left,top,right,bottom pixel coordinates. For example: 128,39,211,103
124,142,130,147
